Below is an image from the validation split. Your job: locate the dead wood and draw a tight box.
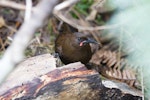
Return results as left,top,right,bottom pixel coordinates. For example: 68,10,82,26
0,54,142,100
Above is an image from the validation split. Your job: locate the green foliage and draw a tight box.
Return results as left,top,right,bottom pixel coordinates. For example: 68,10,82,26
70,11,79,19
95,14,105,25
75,0,94,15
73,0,94,16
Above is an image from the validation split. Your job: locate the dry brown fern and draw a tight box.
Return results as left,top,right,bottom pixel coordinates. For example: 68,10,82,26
90,49,140,88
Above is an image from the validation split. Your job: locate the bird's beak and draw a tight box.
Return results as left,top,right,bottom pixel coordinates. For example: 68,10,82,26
86,38,99,44
79,38,100,46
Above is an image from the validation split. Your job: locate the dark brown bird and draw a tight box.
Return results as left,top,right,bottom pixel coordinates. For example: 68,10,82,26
55,31,98,65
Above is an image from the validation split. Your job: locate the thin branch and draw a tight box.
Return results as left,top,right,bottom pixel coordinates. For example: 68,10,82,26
25,0,32,21
54,0,79,11
0,0,26,10
0,0,60,84
53,0,121,31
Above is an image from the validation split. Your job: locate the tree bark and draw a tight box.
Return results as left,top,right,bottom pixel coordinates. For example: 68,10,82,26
0,54,142,100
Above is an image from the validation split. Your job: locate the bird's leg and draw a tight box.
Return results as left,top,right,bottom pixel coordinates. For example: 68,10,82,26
53,53,63,67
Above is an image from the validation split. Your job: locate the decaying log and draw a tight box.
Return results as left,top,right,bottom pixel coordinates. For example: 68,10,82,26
0,54,142,100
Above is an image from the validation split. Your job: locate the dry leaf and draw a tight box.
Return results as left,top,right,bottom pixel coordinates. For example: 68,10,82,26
90,49,139,88
0,16,5,28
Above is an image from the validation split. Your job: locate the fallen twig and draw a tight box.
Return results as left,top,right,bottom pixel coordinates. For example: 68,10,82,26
0,0,26,10
53,0,121,31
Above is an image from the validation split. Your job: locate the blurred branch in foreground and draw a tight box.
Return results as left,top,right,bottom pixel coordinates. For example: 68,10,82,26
0,0,59,84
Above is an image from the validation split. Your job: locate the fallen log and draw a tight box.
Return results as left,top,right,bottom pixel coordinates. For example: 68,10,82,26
0,54,142,100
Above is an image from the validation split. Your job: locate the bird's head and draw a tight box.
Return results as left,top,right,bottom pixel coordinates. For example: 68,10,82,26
73,32,99,47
